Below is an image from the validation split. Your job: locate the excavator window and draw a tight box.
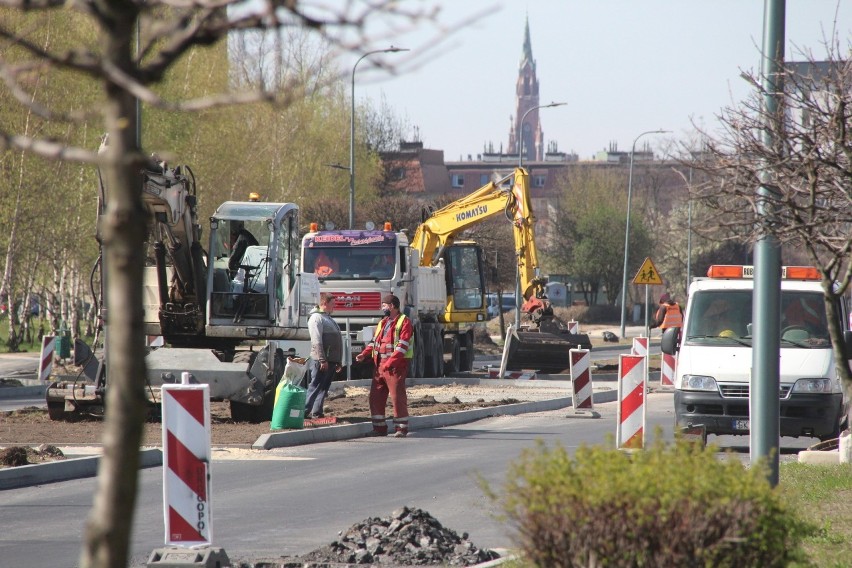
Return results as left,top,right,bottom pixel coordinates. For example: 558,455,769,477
445,245,485,310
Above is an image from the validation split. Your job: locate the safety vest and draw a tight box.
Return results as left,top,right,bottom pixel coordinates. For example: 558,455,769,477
315,253,335,277
661,303,683,329
371,314,414,360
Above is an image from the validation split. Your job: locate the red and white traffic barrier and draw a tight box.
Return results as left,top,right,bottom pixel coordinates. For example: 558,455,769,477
39,335,56,382
161,375,213,547
569,348,593,410
487,367,537,380
567,320,579,335
661,353,676,387
616,354,646,449
147,335,165,348
631,336,648,357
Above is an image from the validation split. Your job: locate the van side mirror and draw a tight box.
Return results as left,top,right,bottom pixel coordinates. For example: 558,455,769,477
843,330,852,359
661,327,680,355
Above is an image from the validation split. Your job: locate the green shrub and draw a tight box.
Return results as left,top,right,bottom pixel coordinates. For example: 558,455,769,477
482,438,812,567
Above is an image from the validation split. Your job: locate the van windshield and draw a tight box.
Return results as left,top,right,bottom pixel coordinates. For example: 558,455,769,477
685,290,830,348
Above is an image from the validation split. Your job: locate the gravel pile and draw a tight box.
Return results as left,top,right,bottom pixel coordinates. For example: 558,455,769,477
241,506,501,567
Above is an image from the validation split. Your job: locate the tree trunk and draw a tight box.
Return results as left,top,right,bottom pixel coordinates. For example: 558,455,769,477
78,10,147,567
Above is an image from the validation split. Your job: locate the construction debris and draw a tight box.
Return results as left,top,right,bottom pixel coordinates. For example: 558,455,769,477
238,506,500,567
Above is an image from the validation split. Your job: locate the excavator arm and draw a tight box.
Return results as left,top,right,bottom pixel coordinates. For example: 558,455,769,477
411,167,591,373
411,167,545,305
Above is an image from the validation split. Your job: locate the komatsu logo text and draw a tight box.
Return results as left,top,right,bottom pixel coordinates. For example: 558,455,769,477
455,205,488,223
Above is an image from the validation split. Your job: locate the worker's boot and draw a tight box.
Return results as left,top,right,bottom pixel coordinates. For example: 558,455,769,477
369,415,387,436
393,418,409,438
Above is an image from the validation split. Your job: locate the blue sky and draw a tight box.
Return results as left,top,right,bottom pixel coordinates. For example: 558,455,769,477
348,1,852,161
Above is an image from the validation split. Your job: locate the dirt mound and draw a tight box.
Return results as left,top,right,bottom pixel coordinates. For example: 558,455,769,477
0,385,531,452
239,506,500,567
0,444,65,467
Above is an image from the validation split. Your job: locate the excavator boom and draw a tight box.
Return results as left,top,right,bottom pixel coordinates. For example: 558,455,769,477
413,168,590,373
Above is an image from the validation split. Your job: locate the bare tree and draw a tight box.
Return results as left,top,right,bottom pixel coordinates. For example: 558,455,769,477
689,46,852,415
0,2,443,566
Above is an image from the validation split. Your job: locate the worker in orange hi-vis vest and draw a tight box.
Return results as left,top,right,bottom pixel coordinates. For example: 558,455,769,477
650,292,684,331
355,293,414,437
313,250,339,277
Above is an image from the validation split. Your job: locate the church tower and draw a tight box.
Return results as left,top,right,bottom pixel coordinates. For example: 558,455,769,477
507,16,542,162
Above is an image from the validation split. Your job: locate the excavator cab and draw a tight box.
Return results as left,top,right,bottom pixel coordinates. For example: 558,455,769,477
206,201,307,338
441,242,487,323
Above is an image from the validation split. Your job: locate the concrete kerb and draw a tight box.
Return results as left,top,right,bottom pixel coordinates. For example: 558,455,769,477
0,384,46,398
0,376,618,488
253,386,618,450
0,448,162,491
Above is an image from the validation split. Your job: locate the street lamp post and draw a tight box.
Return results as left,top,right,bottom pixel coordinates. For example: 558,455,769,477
349,46,408,230
619,129,670,339
517,101,566,168
514,101,567,324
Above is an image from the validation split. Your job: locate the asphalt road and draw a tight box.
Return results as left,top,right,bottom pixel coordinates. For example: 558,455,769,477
0,394,662,567
0,391,817,568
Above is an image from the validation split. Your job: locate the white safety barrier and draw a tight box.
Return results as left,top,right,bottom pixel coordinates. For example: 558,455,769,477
488,367,537,380
631,336,648,356
567,320,579,335
39,335,56,383
616,354,646,449
569,348,593,410
661,353,676,387
161,375,213,547
147,335,164,348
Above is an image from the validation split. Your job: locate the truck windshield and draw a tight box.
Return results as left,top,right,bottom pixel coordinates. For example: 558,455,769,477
685,289,830,347
304,246,396,280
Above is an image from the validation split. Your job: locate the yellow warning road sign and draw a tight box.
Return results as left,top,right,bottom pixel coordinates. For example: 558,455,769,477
633,257,663,285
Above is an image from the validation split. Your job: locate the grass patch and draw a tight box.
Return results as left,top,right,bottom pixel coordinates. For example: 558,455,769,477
781,463,852,567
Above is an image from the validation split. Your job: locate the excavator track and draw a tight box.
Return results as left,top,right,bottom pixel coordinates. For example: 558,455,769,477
505,329,592,374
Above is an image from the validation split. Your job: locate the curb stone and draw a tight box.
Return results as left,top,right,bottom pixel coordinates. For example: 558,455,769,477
1,381,619,487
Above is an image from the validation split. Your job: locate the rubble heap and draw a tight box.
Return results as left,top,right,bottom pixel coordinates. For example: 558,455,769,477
244,506,501,567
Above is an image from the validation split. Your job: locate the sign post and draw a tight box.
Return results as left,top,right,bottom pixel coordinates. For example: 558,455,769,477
632,257,663,339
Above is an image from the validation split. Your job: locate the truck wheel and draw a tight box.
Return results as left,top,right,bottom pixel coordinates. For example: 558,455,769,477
433,328,444,378
411,324,425,378
458,331,474,372
423,327,438,378
444,336,460,375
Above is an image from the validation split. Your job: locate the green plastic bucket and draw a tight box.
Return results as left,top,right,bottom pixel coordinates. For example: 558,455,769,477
271,383,306,430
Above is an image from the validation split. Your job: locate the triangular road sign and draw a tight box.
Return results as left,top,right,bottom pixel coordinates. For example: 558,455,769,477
633,257,663,285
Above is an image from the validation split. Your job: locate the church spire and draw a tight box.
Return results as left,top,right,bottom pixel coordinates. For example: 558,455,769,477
521,14,534,68
508,15,541,161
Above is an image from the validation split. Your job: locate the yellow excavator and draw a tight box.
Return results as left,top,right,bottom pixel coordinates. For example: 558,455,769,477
412,167,591,373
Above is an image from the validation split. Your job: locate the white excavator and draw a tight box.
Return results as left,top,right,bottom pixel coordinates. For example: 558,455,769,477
46,153,318,422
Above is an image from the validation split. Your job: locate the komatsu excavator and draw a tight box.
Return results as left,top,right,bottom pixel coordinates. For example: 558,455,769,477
46,152,318,422
411,167,591,373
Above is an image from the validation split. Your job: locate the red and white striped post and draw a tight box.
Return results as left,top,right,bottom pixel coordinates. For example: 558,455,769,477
567,320,579,335
161,374,213,547
616,354,646,449
631,336,648,357
660,353,676,387
569,348,594,411
631,336,649,385
39,335,56,383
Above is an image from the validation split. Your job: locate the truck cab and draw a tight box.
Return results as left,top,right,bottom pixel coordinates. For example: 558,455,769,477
663,265,850,441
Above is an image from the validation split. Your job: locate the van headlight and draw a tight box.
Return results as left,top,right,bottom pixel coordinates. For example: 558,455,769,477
792,378,832,393
681,374,718,391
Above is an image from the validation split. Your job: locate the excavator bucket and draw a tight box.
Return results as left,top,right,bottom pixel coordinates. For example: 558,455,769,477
504,327,592,374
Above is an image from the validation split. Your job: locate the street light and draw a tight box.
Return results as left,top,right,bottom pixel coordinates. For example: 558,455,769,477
349,46,408,230
514,101,566,325
517,101,566,168
619,129,670,339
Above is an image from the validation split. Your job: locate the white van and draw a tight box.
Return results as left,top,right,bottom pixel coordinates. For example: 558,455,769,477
661,265,850,441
